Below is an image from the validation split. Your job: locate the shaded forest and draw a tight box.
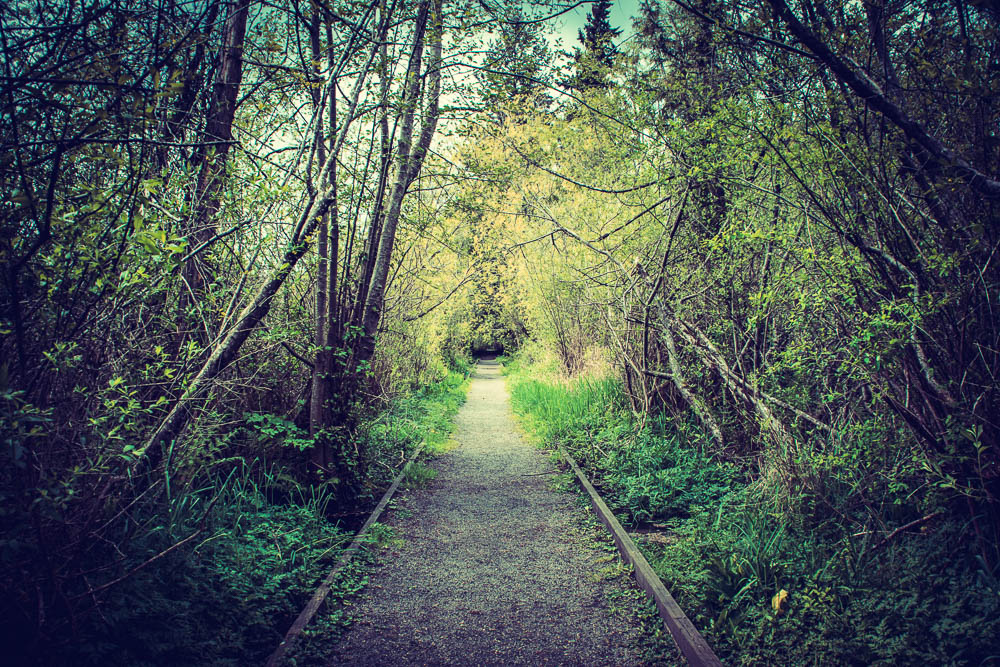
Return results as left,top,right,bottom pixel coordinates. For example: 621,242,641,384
1,0,998,664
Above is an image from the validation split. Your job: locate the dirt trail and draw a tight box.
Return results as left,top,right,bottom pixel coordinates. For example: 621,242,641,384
329,359,658,666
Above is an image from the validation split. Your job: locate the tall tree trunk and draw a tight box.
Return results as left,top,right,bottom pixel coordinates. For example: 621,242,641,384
348,0,394,340
354,0,442,371
177,0,250,338
154,1,222,172
308,8,338,472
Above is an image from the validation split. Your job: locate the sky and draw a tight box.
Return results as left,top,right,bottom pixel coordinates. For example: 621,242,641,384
548,0,645,54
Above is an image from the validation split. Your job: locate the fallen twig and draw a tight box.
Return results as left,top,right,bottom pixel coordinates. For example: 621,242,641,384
872,512,943,551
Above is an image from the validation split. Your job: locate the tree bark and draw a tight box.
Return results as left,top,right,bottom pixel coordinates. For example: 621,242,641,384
154,1,222,171
767,0,1000,199
354,0,442,371
309,8,332,447
176,0,250,344
657,310,724,446
190,0,250,238
348,0,398,347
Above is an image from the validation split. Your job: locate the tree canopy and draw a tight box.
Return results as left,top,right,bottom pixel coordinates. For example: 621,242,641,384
2,0,999,663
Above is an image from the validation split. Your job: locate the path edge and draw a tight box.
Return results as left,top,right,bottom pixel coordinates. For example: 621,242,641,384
264,442,426,667
557,444,724,667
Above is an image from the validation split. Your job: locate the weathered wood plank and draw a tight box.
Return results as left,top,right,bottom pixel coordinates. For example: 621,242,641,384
558,444,724,667
265,442,426,667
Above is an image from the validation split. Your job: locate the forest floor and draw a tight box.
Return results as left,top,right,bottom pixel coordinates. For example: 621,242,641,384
326,359,676,665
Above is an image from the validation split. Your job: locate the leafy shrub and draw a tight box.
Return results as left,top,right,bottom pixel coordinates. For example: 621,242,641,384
245,412,313,451
353,369,467,499
506,350,1000,666
19,369,468,666
50,460,349,666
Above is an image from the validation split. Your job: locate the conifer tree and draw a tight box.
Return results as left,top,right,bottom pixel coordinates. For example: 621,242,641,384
573,0,622,89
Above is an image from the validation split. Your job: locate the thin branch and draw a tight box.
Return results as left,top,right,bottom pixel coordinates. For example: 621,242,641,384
768,0,1000,199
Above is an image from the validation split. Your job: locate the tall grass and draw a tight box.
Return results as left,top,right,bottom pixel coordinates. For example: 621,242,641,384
505,350,1000,666
510,376,626,444
357,369,468,493
53,457,350,666
43,370,468,666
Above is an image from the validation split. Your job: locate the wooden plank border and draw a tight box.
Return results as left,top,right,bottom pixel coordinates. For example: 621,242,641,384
265,442,426,667
557,444,724,667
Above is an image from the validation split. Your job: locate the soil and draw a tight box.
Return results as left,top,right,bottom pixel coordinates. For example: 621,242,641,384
328,359,675,666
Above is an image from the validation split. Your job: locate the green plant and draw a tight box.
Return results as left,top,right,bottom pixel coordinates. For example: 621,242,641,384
401,460,437,489
504,349,1000,665
366,522,402,549
49,458,351,666
245,412,314,451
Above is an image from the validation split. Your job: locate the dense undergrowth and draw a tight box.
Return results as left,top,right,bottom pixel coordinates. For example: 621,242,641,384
12,369,468,666
504,350,1000,666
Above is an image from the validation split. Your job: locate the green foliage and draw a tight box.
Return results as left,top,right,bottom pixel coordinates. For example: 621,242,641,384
507,352,1000,666
7,367,468,665
5,0,998,662
572,0,622,90
352,369,467,499
440,348,473,376
474,5,553,116
52,460,350,666
283,557,372,665
245,412,313,451
0,382,51,475
606,419,731,524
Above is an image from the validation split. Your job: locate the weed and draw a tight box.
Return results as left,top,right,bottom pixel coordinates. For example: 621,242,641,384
401,460,437,489
366,522,403,549
548,471,577,493
593,561,629,582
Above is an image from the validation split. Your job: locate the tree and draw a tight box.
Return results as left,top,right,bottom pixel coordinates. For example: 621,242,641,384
572,0,622,90
476,6,553,120
177,0,251,346
352,0,443,378
142,0,446,481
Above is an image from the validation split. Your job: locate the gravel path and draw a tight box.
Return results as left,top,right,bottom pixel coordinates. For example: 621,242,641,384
329,360,658,666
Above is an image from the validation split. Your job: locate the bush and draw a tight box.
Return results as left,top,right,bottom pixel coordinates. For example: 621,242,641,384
48,460,349,666
13,369,469,666
506,349,1000,666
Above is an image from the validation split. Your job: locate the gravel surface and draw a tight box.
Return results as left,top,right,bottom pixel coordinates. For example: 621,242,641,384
329,359,662,666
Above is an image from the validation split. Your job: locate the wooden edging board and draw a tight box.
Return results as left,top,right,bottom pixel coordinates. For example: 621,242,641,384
265,442,425,667
557,444,724,667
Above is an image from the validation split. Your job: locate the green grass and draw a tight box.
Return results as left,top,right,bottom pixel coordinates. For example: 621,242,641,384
401,460,438,488
355,369,468,495
505,349,1000,666
47,370,469,666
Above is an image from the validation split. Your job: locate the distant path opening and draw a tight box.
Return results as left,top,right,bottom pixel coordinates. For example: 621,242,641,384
330,359,656,665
